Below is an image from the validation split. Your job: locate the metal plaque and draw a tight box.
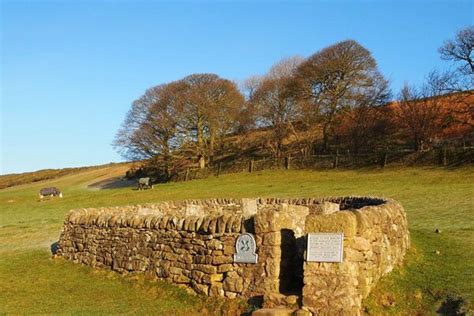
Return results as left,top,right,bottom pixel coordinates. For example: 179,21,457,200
234,233,258,264
307,232,344,262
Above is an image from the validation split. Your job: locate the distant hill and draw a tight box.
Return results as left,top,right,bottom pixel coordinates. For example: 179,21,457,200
0,162,130,190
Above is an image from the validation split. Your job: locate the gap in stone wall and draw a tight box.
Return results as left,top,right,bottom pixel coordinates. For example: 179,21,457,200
279,229,304,295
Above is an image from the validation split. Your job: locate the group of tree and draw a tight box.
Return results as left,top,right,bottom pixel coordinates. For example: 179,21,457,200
115,26,473,178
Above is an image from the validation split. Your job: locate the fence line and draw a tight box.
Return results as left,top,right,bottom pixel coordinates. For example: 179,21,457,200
169,145,473,183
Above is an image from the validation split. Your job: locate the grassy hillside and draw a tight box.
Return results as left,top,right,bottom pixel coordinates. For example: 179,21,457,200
0,165,473,314
0,162,130,190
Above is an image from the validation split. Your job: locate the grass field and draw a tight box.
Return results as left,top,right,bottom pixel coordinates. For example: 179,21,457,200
0,165,473,314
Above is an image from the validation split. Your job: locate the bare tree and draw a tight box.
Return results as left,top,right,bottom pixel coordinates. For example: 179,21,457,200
251,77,301,157
113,83,183,175
437,28,474,133
439,26,474,76
248,56,306,157
398,85,434,151
179,74,244,168
204,78,245,164
295,40,391,152
241,75,263,101
337,78,393,154
396,71,457,151
267,55,305,80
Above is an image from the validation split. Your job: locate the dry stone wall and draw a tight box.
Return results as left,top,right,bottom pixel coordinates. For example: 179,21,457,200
58,197,409,314
302,198,410,315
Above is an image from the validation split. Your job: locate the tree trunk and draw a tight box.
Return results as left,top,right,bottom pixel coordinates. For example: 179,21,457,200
197,116,206,169
198,156,205,169
163,139,171,180
322,122,330,153
209,130,215,167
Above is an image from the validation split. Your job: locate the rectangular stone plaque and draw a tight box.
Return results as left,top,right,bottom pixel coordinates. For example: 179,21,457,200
307,232,344,262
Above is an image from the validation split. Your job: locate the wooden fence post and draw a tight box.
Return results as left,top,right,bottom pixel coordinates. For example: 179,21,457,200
333,149,339,169
249,159,254,173
285,155,291,170
185,168,189,181
381,151,388,168
217,162,222,177
443,144,447,166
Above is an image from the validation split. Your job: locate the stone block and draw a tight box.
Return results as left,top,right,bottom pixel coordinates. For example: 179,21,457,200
264,257,280,277
207,239,223,250
217,215,231,233
212,255,232,265
194,264,217,274
208,217,218,234
200,216,212,232
194,217,204,231
191,282,209,295
317,201,340,215
223,277,244,293
252,308,296,316
209,282,224,297
263,293,299,309
223,245,234,256
217,263,234,273
202,273,224,284
242,198,258,218
351,237,371,251
178,254,193,264
231,216,242,232
169,266,183,275
225,291,238,299
305,211,357,237
173,274,190,283
345,248,364,262
293,309,312,316
261,279,280,293
254,208,279,233
263,232,281,246
260,245,281,259
191,270,205,282
185,204,204,217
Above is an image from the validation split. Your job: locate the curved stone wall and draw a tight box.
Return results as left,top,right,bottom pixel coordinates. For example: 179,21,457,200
58,196,409,314
302,198,410,315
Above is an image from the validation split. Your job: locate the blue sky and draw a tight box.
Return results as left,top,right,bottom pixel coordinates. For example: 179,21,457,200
1,0,472,174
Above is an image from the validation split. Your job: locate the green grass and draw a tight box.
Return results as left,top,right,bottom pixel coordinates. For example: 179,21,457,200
1,166,473,314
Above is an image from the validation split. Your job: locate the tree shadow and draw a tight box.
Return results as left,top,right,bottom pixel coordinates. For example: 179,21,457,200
88,177,137,190
436,294,470,315
241,295,263,316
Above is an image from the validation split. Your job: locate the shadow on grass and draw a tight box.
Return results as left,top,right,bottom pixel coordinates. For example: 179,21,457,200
88,177,136,190
436,294,471,315
50,241,59,255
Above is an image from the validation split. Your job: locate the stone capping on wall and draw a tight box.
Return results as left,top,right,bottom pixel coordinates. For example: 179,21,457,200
63,196,388,233
64,206,244,235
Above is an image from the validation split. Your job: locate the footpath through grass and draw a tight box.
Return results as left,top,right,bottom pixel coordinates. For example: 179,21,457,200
0,166,473,314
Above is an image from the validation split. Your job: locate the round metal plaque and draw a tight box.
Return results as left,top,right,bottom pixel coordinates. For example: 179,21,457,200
234,233,258,264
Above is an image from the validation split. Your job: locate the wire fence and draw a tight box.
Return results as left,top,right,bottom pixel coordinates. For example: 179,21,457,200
170,142,473,183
